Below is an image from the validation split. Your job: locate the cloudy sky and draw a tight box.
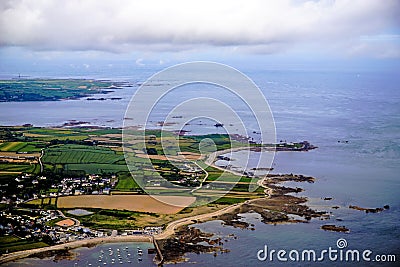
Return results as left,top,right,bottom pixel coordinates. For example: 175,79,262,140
0,0,399,72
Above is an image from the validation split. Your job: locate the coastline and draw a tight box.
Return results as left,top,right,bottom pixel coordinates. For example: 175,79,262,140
0,201,246,265
0,235,152,265
0,196,256,265
0,146,317,265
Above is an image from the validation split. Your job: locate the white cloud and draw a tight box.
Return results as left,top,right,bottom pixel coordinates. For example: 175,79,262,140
0,0,399,57
135,58,145,66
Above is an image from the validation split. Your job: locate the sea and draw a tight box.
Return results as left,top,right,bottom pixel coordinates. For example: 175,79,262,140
0,65,399,266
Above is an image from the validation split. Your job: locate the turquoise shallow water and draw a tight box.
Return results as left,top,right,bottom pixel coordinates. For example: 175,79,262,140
1,69,399,266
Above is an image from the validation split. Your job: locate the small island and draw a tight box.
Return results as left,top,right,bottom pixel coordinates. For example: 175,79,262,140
321,225,350,233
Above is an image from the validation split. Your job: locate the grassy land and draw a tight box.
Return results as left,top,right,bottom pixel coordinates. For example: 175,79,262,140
114,172,139,191
24,197,57,209
42,144,129,176
64,203,232,230
212,197,250,205
0,79,119,102
65,163,128,173
0,163,39,173
1,126,257,198
66,208,161,230
179,134,241,153
0,141,43,152
0,236,48,254
43,144,124,164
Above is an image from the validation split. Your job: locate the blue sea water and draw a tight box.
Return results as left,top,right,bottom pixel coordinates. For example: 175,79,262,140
0,66,399,266
3,242,155,267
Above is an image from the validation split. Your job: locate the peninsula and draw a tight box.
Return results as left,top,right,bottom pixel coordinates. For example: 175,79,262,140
0,125,327,265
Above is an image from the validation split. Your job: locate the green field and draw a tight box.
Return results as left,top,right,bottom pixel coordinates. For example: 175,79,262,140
212,197,250,205
65,163,129,173
0,236,48,254
204,165,242,182
66,208,159,230
0,141,42,152
0,142,26,151
0,126,255,195
0,79,120,102
43,144,124,164
181,134,241,153
114,172,139,191
0,163,40,174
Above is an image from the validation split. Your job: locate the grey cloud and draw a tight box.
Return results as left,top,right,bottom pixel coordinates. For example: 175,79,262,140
0,0,399,56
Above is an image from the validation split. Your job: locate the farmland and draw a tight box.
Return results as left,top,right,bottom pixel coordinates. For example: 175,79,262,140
0,142,42,152
42,144,124,165
0,140,42,177
65,203,228,230
0,125,263,199
0,124,278,254
0,125,259,210
57,195,196,214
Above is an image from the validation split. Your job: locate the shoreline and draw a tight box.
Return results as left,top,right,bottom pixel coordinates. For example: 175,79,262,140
0,198,253,265
0,235,152,265
0,145,317,265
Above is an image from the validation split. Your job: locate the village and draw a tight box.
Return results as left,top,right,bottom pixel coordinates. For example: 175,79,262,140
0,173,118,206
0,206,163,254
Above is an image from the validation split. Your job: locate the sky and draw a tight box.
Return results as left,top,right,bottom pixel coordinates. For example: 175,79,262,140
0,0,399,73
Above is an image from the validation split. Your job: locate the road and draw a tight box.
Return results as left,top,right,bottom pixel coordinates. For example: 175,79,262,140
39,149,44,173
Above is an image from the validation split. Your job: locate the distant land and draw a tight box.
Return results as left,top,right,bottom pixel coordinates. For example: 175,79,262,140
0,79,130,102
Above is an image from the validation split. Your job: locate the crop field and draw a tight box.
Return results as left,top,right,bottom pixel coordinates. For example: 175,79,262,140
0,163,40,174
0,141,43,152
0,151,41,158
57,195,196,214
0,126,252,198
0,142,25,151
65,163,129,173
43,144,124,164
